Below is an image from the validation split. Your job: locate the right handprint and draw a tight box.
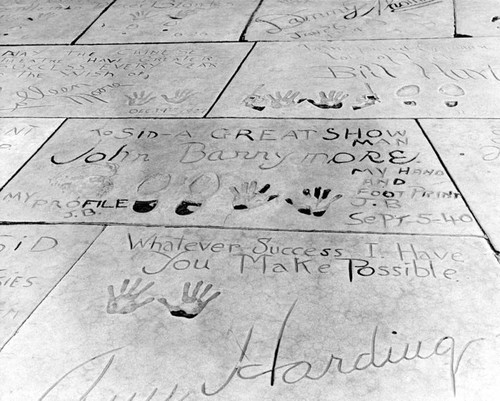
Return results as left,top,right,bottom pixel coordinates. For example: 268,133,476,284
286,187,342,217
158,281,221,319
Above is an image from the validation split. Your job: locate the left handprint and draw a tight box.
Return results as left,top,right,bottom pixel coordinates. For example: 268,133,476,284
230,181,278,210
107,278,155,314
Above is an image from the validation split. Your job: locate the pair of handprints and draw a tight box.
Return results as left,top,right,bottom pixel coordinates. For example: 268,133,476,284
129,9,197,21
243,83,379,112
107,278,220,319
125,89,196,106
231,181,342,217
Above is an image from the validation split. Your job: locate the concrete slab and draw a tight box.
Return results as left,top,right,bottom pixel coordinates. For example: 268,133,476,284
79,0,259,44
0,118,63,187
0,224,103,349
0,43,252,117
0,118,481,236
0,0,112,45
209,38,500,119
246,0,454,41
456,0,500,37
0,226,499,400
420,119,500,251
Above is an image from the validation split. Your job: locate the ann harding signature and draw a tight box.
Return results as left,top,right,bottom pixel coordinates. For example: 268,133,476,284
39,301,486,399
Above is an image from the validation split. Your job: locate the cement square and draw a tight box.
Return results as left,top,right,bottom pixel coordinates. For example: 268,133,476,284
456,0,500,37
0,224,103,349
0,118,482,237
79,0,260,44
209,38,500,119
0,226,499,400
420,119,500,251
0,43,252,117
0,0,112,45
0,118,63,187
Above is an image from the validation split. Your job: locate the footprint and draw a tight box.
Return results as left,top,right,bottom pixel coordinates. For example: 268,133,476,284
493,16,500,30
396,85,420,106
137,173,171,196
175,173,220,216
133,173,171,214
132,200,159,214
396,85,420,97
438,83,465,107
439,83,465,97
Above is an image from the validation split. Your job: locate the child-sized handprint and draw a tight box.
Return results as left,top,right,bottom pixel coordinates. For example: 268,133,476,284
106,278,155,315
125,91,156,106
161,89,196,104
230,181,278,210
286,187,342,217
158,281,220,319
307,90,349,109
267,90,301,108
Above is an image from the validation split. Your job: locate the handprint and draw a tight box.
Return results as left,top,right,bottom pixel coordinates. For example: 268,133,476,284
267,90,301,108
106,278,155,315
306,90,349,109
125,91,156,106
286,187,342,217
161,89,196,104
130,10,157,21
230,181,278,210
158,281,221,319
